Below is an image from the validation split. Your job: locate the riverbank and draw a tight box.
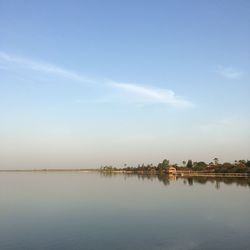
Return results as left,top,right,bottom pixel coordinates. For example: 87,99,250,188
100,170,250,177
176,171,250,177
0,169,250,177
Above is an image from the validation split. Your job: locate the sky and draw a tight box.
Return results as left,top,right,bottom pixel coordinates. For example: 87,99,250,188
0,0,249,169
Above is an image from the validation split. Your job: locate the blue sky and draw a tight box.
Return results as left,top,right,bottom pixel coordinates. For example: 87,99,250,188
0,0,249,168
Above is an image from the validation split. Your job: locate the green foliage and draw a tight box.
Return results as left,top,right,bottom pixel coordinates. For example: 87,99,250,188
162,159,170,169
186,160,193,168
193,161,207,171
99,158,250,174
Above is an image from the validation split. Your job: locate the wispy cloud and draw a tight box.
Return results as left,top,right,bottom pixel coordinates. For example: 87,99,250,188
0,51,94,83
0,51,193,109
110,82,193,108
217,66,243,80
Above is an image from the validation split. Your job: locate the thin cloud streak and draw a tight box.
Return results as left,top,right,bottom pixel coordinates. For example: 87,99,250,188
0,51,94,83
110,82,193,108
217,66,243,80
0,51,193,108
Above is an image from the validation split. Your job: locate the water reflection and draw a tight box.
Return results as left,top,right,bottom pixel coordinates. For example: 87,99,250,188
0,172,249,250
181,176,250,189
100,172,250,189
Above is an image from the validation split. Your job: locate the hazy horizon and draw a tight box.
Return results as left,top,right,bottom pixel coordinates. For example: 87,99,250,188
0,0,249,169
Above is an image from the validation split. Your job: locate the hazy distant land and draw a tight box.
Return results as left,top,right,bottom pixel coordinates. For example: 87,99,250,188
1,158,250,177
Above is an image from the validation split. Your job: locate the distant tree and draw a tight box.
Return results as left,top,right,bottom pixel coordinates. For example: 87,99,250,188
239,160,246,164
182,161,186,167
237,160,246,167
187,160,193,168
246,161,250,168
222,162,233,168
193,161,207,170
141,163,145,169
213,158,219,165
162,159,170,169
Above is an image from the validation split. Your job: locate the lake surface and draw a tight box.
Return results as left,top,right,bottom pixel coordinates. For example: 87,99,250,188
0,172,250,250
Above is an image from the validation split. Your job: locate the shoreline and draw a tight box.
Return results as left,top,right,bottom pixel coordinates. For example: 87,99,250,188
0,169,99,172
0,169,249,177
101,171,250,178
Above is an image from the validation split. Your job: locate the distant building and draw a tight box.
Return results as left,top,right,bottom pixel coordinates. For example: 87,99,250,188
166,166,177,175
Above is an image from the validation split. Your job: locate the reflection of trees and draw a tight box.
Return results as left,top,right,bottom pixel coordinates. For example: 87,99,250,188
216,181,220,189
157,174,170,186
181,176,250,188
194,177,208,184
99,172,176,187
99,171,119,178
99,172,250,188
187,178,193,186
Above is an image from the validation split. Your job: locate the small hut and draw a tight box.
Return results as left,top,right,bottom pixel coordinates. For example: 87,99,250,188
166,166,177,175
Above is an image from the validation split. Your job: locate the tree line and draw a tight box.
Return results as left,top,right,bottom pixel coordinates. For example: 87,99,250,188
100,158,250,174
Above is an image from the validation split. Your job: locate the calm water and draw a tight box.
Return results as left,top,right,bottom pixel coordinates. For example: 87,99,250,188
0,172,250,250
